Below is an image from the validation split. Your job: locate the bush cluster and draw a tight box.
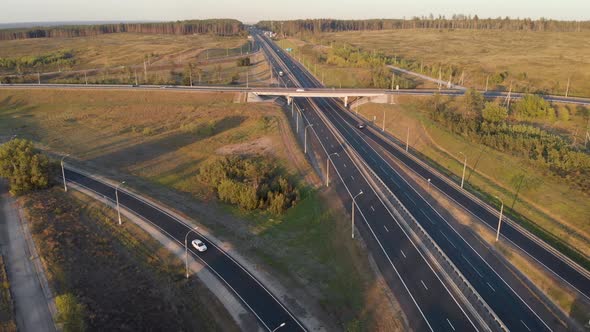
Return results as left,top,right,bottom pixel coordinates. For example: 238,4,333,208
198,156,299,214
427,91,590,192
0,139,51,195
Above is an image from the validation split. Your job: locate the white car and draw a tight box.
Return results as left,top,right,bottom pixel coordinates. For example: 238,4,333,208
191,239,207,252
296,88,305,92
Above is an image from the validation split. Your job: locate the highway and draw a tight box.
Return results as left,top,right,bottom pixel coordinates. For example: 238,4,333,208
62,167,305,332
253,29,570,331
256,30,489,332
256,32,590,304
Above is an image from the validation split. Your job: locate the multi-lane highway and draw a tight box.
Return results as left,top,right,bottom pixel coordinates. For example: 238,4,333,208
254,31,590,305
62,167,305,332
253,28,576,331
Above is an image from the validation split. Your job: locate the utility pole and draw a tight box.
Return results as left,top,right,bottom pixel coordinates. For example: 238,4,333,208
438,67,442,90
459,152,467,189
391,71,395,91
485,75,489,92
296,111,299,133
326,153,339,187
60,154,69,192
495,196,504,242
246,68,249,88
189,64,193,86
143,60,148,83
382,109,386,132
406,127,410,152
134,70,138,86
505,81,513,109
351,191,364,239
460,70,464,86
184,226,199,278
565,77,571,98
304,124,313,154
115,181,126,226
37,72,40,84
84,71,88,85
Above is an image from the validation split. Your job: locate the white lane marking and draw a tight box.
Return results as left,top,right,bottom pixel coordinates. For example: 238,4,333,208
331,144,334,148
421,280,428,290
487,282,496,292
462,255,484,278
370,205,375,212
439,230,457,249
403,192,416,205
400,249,406,258
447,318,456,331
380,166,387,173
521,320,532,331
384,225,389,232
343,163,347,168
420,210,435,224
351,175,355,180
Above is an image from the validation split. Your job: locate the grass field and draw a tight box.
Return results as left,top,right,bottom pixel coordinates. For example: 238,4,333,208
355,98,590,260
285,29,590,96
0,33,270,86
0,33,246,71
20,186,234,331
0,89,404,330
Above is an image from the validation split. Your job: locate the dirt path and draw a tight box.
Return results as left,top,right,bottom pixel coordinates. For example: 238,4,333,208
0,183,55,332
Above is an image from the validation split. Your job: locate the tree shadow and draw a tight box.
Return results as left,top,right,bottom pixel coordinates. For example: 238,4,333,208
86,115,246,170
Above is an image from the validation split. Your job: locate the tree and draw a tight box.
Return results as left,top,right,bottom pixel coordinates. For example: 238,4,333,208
513,94,554,119
236,57,251,67
463,88,485,115
0,139,51,195
482,102,508,123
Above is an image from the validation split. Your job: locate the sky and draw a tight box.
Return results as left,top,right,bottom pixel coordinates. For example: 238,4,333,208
1,0,589,24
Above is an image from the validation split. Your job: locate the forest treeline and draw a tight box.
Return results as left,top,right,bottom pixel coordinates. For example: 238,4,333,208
257,16,589,35
0,19,244,41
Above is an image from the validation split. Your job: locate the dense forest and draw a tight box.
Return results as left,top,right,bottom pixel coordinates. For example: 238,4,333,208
427,90,590,192
0,19,244,40
257,16,589,35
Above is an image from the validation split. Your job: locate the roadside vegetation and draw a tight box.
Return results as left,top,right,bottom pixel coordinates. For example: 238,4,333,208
21,186,233,331
0,138,51,195
0,89,405,330
0,256,16,332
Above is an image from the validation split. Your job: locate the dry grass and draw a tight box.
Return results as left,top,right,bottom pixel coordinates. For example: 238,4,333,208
0,33,246,70
292,29,590,96
355,99,590,258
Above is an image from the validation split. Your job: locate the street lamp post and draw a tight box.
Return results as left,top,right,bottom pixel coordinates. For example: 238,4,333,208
60,154,70,192
427,178,431,191
382,109,386,132
271,322,286,332
304,124,313,154
115,181,126,225
459,152,467,189
351,191,364,239
495,196,504,242
326,152,339,187
184,226,199,279
405,127,410,152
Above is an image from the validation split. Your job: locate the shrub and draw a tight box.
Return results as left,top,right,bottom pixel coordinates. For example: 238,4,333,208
55,293,85,332
198,156,299,214
482,102,508,123
0,139,51,195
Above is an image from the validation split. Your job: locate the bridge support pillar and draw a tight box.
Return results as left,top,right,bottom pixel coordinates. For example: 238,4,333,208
344,96,349,107
287,96,292,105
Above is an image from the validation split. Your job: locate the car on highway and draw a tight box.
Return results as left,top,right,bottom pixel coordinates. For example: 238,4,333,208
191,239,207,252
357,123,366,129
296,88,305,92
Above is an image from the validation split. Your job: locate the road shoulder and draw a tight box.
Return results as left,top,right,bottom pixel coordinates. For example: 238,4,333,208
0,183,56,332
